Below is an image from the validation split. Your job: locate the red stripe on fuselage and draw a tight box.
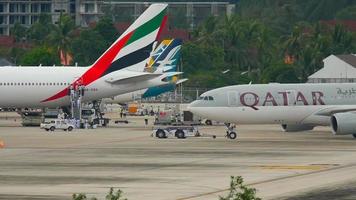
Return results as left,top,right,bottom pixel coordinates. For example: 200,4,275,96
42,31,134,103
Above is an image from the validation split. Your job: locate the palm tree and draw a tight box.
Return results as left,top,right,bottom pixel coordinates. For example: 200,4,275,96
47,13,75,65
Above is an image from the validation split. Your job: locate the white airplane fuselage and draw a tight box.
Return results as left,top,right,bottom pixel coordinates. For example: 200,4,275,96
189,83,356,126
0,66,163,108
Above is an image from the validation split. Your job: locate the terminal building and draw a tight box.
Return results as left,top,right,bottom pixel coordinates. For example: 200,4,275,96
0,0,236,35
308,54,356,83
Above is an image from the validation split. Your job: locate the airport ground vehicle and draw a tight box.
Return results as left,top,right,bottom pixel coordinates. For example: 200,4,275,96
153,126,200,139
81,108,110,127
21,111,43,126
41,119,74,132
154,110,201,126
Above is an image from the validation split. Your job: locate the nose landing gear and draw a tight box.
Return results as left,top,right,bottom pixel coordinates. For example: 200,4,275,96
225,123,237,139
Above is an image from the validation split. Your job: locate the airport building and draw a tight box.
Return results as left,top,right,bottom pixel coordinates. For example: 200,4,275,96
308,54,356,83
0,0,236,35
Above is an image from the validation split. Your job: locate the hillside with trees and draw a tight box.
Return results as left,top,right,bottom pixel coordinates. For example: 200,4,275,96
182,0,356,88
2,0,356,89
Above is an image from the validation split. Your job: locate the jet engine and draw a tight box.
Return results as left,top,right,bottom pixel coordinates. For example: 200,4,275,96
281,124,314,132
331,112,356,135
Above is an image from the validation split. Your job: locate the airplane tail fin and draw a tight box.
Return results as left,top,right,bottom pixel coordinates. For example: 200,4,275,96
41,4,167,103
145,39,182,73
81,4,168,85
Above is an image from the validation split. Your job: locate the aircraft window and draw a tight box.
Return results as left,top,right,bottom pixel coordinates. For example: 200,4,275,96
204,96,209,100
208,96,214,101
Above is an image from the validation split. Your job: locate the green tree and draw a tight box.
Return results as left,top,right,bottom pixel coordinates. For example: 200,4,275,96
47,14,75,64
94,17,119,46
304,0,355,21
10,22,27,43
329,24,354,54
72,188,127,200
335,6,356,20
10,47,27,65
20,46,59,66
71,29,107,66
27,14,53,44
220,176,261,200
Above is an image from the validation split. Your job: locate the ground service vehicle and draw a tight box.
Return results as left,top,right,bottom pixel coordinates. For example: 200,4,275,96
153,126,200,139
41,119,74,132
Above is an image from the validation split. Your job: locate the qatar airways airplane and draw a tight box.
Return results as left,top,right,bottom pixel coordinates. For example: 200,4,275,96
188,83,356,138
0,4,168,108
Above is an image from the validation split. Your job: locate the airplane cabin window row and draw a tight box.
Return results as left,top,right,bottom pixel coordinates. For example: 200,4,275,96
0,82,71,86
199,96,214,101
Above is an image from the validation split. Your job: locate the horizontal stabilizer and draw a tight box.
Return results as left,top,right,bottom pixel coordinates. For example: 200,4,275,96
106,71,162,85
155,65,174,73
176,78,188,85
161,71,183,77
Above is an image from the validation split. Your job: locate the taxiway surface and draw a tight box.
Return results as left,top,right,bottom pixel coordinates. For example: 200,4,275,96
0,113,356,200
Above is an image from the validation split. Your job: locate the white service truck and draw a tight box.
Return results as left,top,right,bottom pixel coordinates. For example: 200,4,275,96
40,119,75,132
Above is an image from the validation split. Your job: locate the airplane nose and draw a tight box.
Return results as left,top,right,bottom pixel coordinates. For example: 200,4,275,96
187,100,198,112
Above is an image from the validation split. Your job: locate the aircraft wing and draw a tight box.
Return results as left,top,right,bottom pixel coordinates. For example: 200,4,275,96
105,72,162,85
315,106,356,116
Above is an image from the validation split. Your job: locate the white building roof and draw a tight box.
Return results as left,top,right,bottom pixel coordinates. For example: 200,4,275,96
308,54,356,79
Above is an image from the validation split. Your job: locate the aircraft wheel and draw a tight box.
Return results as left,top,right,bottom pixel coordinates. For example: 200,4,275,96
228,132,237,139
176,130,185,139
50,126,55,131
205,120,212,126
156,129,166,139
68,126,73,132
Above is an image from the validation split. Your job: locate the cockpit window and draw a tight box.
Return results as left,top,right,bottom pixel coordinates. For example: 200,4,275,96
199,96,214,101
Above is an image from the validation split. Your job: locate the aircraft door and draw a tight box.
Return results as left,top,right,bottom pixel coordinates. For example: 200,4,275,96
228,91,239,107
286,90,296,106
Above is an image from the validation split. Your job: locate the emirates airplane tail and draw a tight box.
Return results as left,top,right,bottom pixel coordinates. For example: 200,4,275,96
0,4,168,108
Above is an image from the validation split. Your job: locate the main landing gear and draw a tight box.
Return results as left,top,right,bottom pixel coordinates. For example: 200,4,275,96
225,123,237,139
